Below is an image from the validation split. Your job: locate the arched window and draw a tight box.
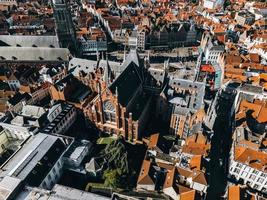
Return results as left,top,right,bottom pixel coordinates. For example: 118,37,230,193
103,100,116,123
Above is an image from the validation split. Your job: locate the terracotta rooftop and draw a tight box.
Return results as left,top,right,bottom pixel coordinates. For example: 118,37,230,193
177,167,207,186
148,133,160,149
236,99,267,124
228,185,241,200
163,167,176,189
235,146,267,172
180,190,196,200
137,160,156,185
189,155,202,170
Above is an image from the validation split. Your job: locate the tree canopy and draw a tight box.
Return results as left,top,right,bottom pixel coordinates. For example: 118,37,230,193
100,136,132,188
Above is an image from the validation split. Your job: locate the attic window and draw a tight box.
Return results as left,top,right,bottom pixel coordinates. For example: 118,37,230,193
16,44,21,47
12,56,17,60
39,57,44,60
0,56,5,60
32,44,37,47
57,57,63,61
49,45,55,48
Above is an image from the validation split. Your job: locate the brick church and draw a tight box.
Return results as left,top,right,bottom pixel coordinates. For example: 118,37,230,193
50,49,206,142
85,50,155,142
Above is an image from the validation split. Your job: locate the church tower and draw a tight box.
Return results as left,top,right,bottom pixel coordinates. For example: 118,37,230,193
52,0,77,53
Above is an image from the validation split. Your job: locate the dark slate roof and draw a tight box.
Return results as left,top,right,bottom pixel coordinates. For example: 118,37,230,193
24,138,66,187
55,74,92,103
130,93,150,121
8,92,31,106
0,81,11,91
109,61,142,107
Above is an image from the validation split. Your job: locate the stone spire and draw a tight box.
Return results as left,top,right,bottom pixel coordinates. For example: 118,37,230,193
103,55,112,85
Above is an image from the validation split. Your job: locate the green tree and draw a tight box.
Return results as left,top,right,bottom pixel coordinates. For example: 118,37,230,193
103,169,120,188
100,137,132,189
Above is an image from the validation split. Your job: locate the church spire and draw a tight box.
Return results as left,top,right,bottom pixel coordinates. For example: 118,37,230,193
103,54,112,85
123,45,126,63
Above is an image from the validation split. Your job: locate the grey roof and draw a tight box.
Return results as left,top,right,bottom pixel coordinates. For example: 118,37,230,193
20,105,46,119
123,49,140,67
169,97,187,106
239,84,263,94
68,57,96,76
148,67,165,83
173,105,190,116
69,57,124,78
0,176,21,200
64,140,92,161
99,59,125,78
10,116,25,126
0,35,59,48
85,157,101,173
103,60,112,85
0,133,66,180
0,47,69,62
168,78,205,111
210,45,224,52
22,184,109,200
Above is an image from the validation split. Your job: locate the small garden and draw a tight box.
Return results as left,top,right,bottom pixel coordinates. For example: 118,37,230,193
86,136,146,192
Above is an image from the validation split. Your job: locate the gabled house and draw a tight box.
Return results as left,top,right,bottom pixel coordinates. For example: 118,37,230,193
136,159,158,191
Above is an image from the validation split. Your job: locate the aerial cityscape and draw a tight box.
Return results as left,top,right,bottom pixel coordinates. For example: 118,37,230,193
0,0,267,199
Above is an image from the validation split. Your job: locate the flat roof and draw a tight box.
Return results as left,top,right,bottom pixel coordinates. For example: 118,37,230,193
0,35,59,48
22,184,109,200
0,176,21,200
0,47,69,62
0,134,62,179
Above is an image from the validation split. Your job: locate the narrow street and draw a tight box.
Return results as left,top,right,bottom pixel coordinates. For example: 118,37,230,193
206,86,237,200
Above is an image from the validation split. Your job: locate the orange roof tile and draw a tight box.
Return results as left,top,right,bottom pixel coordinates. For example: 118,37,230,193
148,133,159,149
190,155,202,170
190,169,207,186
137,160,155,185
180,190,196,200
235,146,267,172
228,185,241,200
163,167,176,189
237,99,267,123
